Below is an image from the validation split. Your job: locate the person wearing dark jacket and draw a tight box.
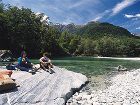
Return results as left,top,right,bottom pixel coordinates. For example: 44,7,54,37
17,51,34,72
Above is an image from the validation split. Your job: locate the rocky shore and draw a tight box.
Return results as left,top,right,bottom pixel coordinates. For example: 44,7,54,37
0,66,87,105
67,69,140,105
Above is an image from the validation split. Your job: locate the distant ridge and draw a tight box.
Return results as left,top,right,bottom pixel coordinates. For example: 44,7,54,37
54,21,134,38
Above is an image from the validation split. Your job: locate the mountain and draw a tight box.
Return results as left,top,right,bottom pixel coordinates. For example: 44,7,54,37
54,21,133,37
53,23,83,34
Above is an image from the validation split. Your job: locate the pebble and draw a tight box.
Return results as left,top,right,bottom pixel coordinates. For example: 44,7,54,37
67,69,140,105
76,96,82,101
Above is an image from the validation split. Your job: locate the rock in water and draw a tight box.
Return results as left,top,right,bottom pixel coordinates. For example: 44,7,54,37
117,65,128,71
0,66,87,105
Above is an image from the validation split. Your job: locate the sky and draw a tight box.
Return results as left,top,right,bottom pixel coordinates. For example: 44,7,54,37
2,0,140,34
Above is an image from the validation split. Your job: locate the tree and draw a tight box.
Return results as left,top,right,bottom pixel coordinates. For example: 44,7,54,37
4,6,44,57
58,31,71,53
97,37,119,57
0,2,9,49
69,35,80,54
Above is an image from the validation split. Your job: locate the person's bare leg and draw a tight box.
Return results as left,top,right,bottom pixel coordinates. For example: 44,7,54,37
50,63,53,68
40,63,47,71
42,63,52,73
47,64,51,73
48,63,55,74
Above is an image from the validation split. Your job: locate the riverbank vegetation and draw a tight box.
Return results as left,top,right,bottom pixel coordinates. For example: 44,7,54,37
0,2,140,58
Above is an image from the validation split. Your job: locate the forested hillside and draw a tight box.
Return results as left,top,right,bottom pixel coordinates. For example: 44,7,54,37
0,2,140,57
55,22,133,38
0,2,67,57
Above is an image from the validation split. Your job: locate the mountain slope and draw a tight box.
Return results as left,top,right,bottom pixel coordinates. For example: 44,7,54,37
54,21,133,37
77,22,132,37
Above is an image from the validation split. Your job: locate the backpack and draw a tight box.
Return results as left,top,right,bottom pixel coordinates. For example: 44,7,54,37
6,63,16,70
0,70,17,92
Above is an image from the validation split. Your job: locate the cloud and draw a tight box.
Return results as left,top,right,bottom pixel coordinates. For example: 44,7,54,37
62,13,83,25
136,14,140,18
136,27,140,29
120,18,140,34
92,10,111,21
69,0,88,8
112,0,137,15
124,13,140,20
92,0,138,22
124,14,135,18
92,16,102,21
70,0,100,9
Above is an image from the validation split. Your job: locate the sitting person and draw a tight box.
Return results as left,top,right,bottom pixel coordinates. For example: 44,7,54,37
39,52,53,73
16,51,35,73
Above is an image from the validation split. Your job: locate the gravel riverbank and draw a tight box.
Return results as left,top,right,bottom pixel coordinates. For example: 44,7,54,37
67,69,140,105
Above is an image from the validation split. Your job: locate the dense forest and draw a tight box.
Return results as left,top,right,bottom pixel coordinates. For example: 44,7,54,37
0,2,140,58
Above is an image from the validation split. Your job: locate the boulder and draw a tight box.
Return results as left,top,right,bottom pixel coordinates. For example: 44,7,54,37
117,65,128,71
0,66,87,105
0,50,14,62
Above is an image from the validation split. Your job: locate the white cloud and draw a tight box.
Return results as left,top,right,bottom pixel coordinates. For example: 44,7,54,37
62,19,73,25
92,10,111,21
70,0,100,8
92,16,102,21
136,14,140,18
62,13,82,25
120,18,140,34
92,0,138,21
124,13,140,19
124,14,135,18
91,0,136,21
112,0,137,15
136,27,140,29
70,0,87,8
